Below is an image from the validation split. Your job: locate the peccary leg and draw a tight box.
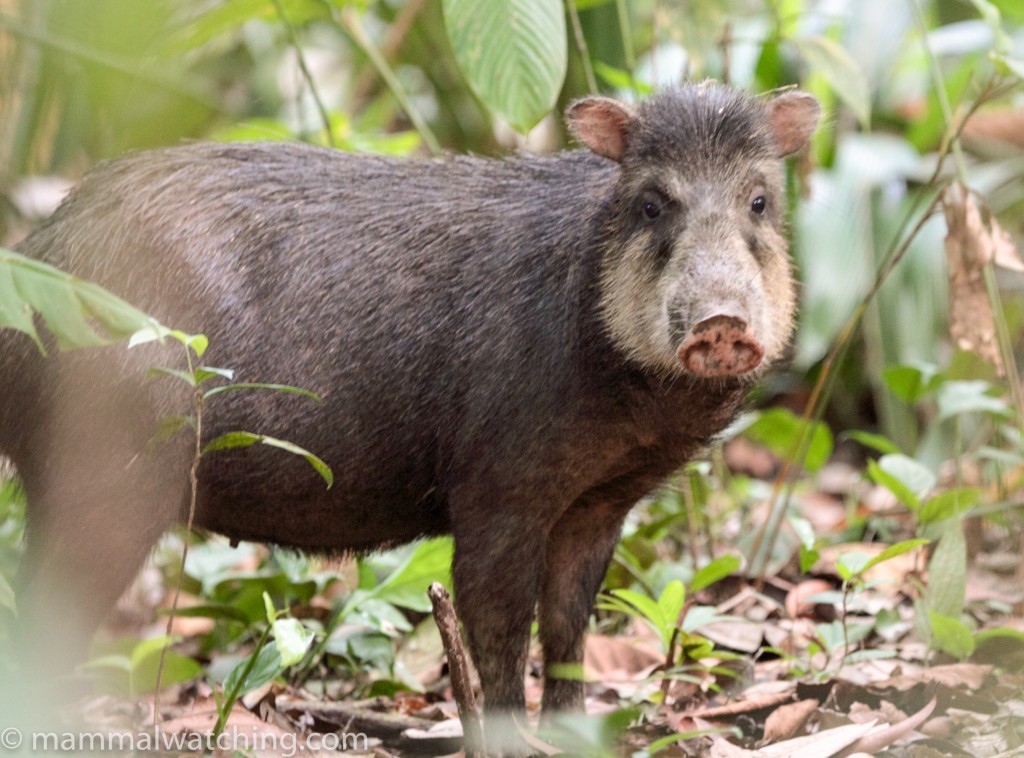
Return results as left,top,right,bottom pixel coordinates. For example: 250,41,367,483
451,511,543,755
11,360,189,705
538,496,633,714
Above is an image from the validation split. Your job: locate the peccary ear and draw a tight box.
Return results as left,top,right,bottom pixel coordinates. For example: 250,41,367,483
766,91,821,157
567,97,637,162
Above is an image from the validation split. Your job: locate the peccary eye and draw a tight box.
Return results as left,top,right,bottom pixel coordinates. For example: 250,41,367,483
640,190,667,221
751,195,767,215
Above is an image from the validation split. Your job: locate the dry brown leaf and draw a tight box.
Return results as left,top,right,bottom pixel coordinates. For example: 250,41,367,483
677,690,795,721
785,579,834,619
834,696,936,757
942,183,1002,373
761,698,819,743
876,662,992,691
708,720,877,757
583,633,663,681
990,215,1024,272
698,620,764,653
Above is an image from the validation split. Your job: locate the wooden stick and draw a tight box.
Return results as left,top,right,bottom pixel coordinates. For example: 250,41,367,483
428,582,484,757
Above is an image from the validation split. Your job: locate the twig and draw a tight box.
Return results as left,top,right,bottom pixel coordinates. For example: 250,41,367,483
428,582,484,757
338,7,441,155
565,0,597,94
352,0,428,102
272,0,334,147
153,346,204,728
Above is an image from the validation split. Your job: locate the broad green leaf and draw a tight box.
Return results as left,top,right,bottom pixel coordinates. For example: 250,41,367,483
148,366,197,387
882,363,943,403
607,588,667,642
937,380,1012,420
918,488,981,525
743,408,834,472
203,432,333,488
223,644,282,694
368,538,453,613
867,459,919,509
861,539,929,573
690,555,741,593
442,0,567,133
799,545,821,574
789,516,816,551
0,248,161,352
204,382,321,402
998,55,1024,80
874,454,936,505
656,580,686,628
975,627,1024,645
925,519,966,619
194,366,234,384
845,430,902,455
792,36,871,128
129,635,179,669
835,551,872,581
272,617,315,667
928,611,975,660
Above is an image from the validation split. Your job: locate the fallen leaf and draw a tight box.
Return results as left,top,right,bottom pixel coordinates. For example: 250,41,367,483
762,698,819,742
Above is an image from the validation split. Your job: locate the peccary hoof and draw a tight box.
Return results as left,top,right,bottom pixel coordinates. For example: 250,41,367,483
678,315,765,377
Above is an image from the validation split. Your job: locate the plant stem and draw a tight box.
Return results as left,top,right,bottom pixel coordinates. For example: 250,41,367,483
338,7,441,155
273,0,335,147
614,0,635,74
153,345,204,728
565,0,597,94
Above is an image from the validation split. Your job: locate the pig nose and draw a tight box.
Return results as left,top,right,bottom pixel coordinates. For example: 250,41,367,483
677,314,764,377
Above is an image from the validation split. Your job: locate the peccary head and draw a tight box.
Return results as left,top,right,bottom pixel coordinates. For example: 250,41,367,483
569,83,820,380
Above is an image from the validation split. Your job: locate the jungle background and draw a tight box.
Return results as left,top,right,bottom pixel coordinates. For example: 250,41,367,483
1,0,1024,754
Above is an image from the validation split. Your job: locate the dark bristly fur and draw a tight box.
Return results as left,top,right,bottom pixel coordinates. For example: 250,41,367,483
0,83,818,754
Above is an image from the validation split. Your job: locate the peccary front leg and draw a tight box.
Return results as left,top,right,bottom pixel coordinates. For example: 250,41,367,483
451,509,544,755
537,496,633,715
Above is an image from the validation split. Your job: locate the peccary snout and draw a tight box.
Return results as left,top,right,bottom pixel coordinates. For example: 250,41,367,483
678,314,765,377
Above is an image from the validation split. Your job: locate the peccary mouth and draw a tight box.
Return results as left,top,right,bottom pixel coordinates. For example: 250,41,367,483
677,314,765,378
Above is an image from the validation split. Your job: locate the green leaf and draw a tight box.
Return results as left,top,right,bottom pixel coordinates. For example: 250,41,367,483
742,408,834,472
442,0,567,133
918,488,981,525
690,555,740,593
792,35,871,128
272,617,315,667
203,382,321,402
656,580,686,630
194,366,235,385
0,248,162,352
936,380,1011,421
882,363,943,403
606,588,669,644
928,611,975,660
925,519,967,620
835,552,871,581
223,644,283,694
799,545,821,574
844,430,902,455
861,539,929,573
147,366,197,387
367,538,454,613
869,454,936,508
202,432,333,488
